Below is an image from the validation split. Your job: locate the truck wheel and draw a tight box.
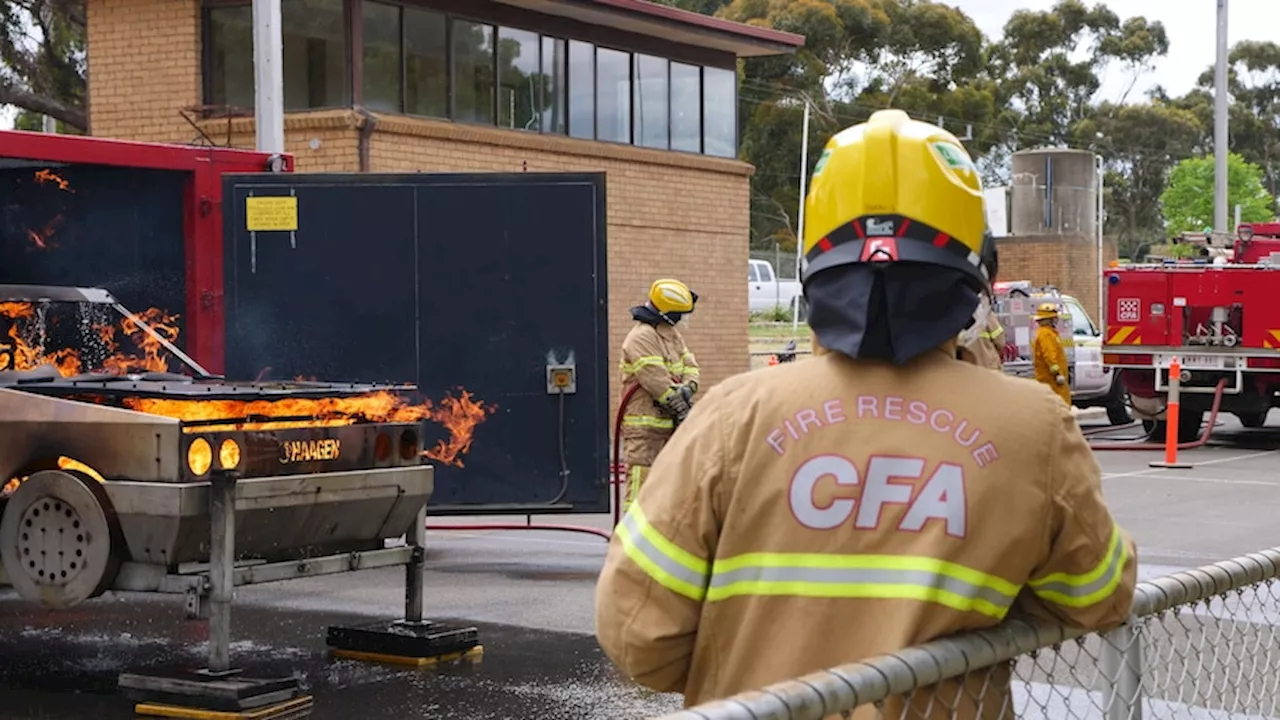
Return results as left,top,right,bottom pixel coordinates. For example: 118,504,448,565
0,469,121,609
1106,383,1132,426
1238,410,1269,428
1144,410,1206,444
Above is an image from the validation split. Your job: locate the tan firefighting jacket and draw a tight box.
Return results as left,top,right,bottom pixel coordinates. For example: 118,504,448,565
957,295,1006,372
1034,324,1072,406
618,319,699,467
596,340,1137,717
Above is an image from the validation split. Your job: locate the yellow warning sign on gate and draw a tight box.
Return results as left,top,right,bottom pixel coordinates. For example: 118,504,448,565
245,196,298,231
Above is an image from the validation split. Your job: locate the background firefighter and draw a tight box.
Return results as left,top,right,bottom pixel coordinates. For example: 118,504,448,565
956,289,1006,371
595,110,1137,718
1033,303,1072,406
617,278,700,512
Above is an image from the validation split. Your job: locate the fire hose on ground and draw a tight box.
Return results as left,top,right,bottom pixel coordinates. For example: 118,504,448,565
420,383,638,543
1088,378,1227,451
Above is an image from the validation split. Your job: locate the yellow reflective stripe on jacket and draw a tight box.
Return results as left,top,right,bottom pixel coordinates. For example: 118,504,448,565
616,504,709,601
623,415,674,430
978,330,1003,340
1028,524,1128,608
620,356,667,374
707,553,1021,620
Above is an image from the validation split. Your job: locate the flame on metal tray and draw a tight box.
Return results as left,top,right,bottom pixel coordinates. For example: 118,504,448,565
0,302,180,377
122,388,498,468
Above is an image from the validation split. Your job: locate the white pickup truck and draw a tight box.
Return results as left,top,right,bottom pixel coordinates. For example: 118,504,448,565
749,259,802,316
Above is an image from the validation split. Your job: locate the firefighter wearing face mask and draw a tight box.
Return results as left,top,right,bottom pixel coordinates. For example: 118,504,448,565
617,279,700,513
595,110,1137,718
956,289,1006,371
1033,303,1072,406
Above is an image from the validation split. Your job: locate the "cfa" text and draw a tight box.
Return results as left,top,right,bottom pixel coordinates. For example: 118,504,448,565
789,454,966,538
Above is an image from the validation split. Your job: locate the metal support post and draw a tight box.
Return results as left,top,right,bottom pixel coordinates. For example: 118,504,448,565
1100,620,1144,720
1213,0,1230,234
208,472,238,673
252,0,285,154
405,503,426,624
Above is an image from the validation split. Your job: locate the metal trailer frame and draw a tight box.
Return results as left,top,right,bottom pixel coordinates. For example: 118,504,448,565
0,129,293,375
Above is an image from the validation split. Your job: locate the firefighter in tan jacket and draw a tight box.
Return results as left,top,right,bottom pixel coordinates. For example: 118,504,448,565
618,278,700,512
956,290,1006,371
595,110,1137,717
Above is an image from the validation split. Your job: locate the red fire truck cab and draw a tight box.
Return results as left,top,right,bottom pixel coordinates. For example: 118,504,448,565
1103,222,1280,440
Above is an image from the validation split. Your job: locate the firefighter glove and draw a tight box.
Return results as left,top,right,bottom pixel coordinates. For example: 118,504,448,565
659,387,691,418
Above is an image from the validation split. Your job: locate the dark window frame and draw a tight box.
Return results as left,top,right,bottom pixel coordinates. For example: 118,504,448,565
199,0,740,157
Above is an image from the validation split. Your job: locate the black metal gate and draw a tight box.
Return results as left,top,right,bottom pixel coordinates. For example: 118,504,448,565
222,172,609,514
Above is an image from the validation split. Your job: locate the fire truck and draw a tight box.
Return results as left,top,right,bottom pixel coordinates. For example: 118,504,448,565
1103,222,1280,441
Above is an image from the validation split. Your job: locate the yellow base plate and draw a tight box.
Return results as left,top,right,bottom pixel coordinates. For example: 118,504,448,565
330,644,485,667
134,694,314,720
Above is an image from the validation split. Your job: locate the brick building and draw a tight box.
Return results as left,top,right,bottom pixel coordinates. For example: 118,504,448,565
82,0,803,400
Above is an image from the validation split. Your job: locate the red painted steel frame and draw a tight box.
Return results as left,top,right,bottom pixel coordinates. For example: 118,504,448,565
0,130,294,374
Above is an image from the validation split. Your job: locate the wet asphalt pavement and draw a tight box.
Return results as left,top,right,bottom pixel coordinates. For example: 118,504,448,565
0,516,683,719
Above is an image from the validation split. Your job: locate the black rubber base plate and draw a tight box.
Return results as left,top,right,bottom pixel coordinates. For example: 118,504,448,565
325,620,479,661
118,669,300,712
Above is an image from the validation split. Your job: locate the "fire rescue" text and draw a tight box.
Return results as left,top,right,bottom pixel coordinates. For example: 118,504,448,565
764,396,1000,468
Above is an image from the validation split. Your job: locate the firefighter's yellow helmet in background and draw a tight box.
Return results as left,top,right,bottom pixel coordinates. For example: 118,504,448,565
801,109,994,287
1034,302,1060,320
648,278,695,315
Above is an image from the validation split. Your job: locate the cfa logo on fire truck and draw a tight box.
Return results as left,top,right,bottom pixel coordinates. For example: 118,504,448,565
1117,298,1141,323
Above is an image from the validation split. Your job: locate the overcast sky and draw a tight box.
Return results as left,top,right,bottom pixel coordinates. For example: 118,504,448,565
2,2,1276,131
954,0,1280,102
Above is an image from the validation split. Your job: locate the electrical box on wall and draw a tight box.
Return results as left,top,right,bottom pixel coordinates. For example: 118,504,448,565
546,363,577,394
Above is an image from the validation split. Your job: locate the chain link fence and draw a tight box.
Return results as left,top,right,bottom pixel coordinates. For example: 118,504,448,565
658,549,1280,720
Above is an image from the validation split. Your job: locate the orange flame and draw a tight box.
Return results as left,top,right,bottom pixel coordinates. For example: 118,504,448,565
0,302,179,377
34,169,72,192
3,456,102,497
24,215,64,251
120,388,498,468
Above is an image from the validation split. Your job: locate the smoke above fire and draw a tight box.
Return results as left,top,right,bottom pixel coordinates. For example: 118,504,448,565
122,389,498,468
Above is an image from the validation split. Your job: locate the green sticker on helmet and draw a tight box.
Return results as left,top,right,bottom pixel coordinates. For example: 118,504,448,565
932,142,975,172
812,149,832,177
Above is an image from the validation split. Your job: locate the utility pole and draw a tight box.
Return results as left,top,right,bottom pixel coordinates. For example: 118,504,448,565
1214,0,1229,233
252,0,285,153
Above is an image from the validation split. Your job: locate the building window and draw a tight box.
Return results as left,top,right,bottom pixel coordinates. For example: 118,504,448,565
670,61,700,153
540,36,567,135
703,66,736,158
634,54,669,150
200,2,739,157
404,7,447,118
452,20,495,125
362,1,401,113
206,5,254,111
282,0,349,110
567,40,594,140
497,27,540,132
596,47,631,144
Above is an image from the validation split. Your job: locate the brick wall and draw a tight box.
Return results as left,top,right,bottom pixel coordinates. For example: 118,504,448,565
86,0,201,142
1000,234,1119,324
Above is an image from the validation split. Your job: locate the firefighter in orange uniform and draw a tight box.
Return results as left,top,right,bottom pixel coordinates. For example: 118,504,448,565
617,279,700,513
1033,303,1072,406
595,110,1137,717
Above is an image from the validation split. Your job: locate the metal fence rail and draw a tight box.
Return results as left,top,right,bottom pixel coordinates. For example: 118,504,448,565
659,549,1280,720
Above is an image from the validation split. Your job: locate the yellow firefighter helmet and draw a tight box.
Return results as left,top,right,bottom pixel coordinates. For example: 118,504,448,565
1034,302,1060,320
801,109,994,287
648,278,695,315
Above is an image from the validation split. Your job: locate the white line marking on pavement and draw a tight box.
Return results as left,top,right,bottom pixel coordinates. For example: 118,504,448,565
1102,448,1280,481
427,531,609,547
